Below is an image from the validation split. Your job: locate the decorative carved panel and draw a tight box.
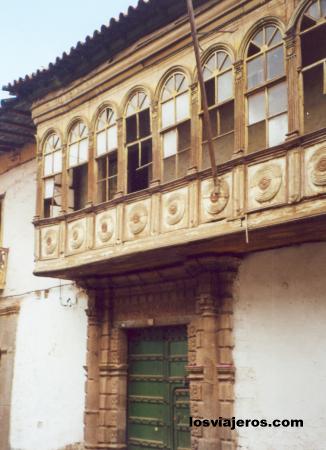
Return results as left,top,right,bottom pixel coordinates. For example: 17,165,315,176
305,145,326,196
40,225,60,259
66,218,87,254
247,158,286,210
200,174,232,223
95,209,116,248
161,188,189,233
124,199,151,241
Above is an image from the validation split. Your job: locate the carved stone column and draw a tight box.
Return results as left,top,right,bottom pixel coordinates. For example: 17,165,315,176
285,32,300,140
87,131,96,206
233,61,245,156
186,256,241,450
150,100,161,186
115,117,125,198
216,257,241,450
189,83,199,174
84,289,101,449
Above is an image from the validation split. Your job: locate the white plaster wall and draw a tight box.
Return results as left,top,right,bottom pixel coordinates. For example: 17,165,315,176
1,159,88,449
10,285,87,450
234,242,326,450
0,159,61,297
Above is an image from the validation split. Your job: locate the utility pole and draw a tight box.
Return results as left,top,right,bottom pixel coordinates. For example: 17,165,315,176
186,0,219,195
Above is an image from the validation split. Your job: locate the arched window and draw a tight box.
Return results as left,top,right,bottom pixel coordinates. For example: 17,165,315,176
160,73,191,182
68,121,89,211
202,50,234,168
43,133,62,218
96,108,118,202
300,0,326,133
246,25,288,151
125,91,152,193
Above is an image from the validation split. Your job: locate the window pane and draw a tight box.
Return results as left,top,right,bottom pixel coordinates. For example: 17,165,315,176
268,82,288,116
267,46,284,80
322,0,326,17
79,138,89,163
126,115,137,143
205,79,216,107
139,109,151,138
163,129,177,158
307,1,320,19
247,55,264,89
178,121,191,152
97,130,106,156
53,150,62,173
97,156,107,180
163,156,176,183
248,91,265,125
177,149,189,178
69,143,79,167
248,121,266,153
44,154,53,176
162,99,175,128
109,152,118,176
268,113,288,147
44,177,54,199
107,125,118,151
176,92,189,122
217,71,233,103
220,101,234,134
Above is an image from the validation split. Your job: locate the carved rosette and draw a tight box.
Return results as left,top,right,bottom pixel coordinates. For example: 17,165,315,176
69,223,85,250
202,179,229,215
252,164,282,203
43,228,58,256
128,204,148,235
96,212,115,244
165,192,186,226
309,148,326,187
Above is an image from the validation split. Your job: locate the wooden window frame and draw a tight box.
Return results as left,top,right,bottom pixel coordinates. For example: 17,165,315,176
42,133,63,218
245,25,288,151
200,50,235,168
95,107,118,203
125,91,153,194
160,72,191,181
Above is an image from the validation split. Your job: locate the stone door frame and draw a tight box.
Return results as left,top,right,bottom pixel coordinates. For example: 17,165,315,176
81,255,240,450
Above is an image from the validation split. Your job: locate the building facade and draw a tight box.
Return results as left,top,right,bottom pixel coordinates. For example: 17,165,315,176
1,0,326,449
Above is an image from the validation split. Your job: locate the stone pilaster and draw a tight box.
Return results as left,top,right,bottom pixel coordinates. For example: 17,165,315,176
84,289,101,449
285,32,300,140
233,61,245,156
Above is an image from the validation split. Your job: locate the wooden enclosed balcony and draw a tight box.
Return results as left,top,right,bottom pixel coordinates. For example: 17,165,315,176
0,248,9,290
33,138,326,279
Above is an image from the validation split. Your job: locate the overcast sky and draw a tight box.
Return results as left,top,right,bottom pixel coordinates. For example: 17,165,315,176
0,0,139,99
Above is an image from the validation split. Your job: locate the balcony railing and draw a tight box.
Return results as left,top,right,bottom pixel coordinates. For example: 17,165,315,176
0,248,9,290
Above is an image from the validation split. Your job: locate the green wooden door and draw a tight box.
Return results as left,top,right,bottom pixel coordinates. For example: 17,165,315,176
127,326,191,450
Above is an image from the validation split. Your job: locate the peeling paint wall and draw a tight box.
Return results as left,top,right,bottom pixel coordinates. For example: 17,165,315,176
0,158,88,450
234,243,326,450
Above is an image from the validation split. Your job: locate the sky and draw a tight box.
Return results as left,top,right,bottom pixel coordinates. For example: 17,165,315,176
0,0,139,99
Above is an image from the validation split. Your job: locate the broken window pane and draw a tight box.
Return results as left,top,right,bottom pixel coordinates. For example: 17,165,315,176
70,165,88,211
219,101,234,134
126,115,137,143
267,46,284,80
178,150,189,178
217,71,233,103
162,100,175,128
163,156,176,183
303,65,326,132
301,23,326,67
268,82,288,116
247,55,264,89
248,91,265,125
205,79,216,107
248,121,266,153
163,129,177,157
268,113,288,146
139,109,151,138
178,121,191,151
176,92,189,122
